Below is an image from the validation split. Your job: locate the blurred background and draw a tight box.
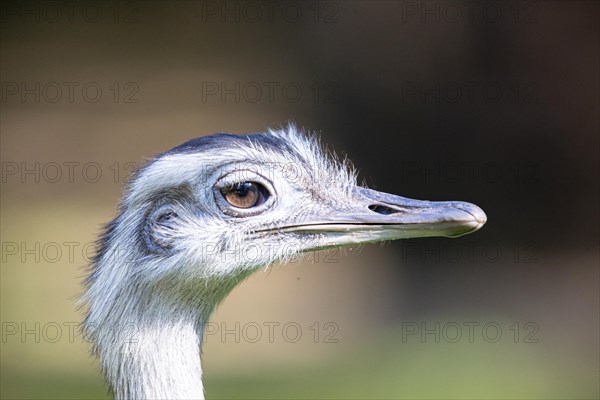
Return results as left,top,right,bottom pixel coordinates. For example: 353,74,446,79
1,1,598,398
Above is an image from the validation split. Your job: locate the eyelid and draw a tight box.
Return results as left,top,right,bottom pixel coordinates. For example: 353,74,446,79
213,170,276,216
216,170,266,187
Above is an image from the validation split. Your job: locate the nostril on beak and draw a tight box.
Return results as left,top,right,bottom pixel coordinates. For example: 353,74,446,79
368,204,400,215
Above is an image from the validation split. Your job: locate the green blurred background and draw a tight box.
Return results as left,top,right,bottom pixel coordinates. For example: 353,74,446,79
1,1,598,399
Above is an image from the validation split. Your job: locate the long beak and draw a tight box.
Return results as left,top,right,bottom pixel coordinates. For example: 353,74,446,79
270,187,487,247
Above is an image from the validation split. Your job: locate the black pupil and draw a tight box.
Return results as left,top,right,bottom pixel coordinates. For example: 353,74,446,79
235,182,253,197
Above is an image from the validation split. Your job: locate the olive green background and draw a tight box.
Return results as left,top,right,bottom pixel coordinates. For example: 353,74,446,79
1,1,598,399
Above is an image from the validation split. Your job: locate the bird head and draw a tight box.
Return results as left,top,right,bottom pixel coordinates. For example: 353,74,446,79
84,125,487,400
95,126,486,292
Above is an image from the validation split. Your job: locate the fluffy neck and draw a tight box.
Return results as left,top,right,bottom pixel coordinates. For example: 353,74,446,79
86,272,246,400
91,288,209,399
110,316,206,399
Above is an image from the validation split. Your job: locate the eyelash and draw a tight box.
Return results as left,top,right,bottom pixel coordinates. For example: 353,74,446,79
213,173,275,216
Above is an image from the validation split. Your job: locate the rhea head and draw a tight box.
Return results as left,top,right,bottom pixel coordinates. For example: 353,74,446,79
83,125,486,399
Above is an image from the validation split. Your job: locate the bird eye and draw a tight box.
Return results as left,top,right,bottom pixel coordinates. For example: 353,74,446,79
220,182,269,209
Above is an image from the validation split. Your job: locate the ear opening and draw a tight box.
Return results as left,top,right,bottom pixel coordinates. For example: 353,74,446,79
141,185,195,255
143,204,181,254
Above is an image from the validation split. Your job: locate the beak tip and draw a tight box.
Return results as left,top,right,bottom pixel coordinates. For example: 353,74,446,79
454,201,487,230
472,206,487,225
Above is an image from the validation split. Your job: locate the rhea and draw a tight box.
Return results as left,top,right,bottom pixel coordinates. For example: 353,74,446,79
82,126,486,399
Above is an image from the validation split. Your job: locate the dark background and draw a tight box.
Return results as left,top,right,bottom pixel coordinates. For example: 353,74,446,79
1,1,598,399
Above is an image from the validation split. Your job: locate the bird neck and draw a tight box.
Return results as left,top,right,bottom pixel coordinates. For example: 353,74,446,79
115,318,206,399
86,248,255,399
96,295,211,400
87,272,244,400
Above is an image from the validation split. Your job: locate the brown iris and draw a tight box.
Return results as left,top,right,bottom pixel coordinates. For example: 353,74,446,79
221,182,268,209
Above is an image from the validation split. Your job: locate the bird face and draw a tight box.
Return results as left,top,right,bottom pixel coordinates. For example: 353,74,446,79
122,127,486,280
